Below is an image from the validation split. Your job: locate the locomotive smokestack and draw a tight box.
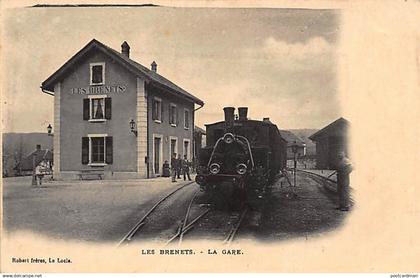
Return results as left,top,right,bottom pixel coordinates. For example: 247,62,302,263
223,107,235,130
238,107,248,121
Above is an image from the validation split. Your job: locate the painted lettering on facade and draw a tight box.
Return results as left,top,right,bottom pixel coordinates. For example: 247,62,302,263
70,85,127,95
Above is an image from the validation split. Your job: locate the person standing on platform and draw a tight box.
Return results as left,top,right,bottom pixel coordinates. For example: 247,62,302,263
171,153,178,183
177,154,182,179
35,160,46,186
335,151,353,211
182,155,192,181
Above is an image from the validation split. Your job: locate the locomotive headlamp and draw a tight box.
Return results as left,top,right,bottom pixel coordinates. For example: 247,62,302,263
236,163,247,175
195,175,206,185
209,163,221,175
223,133,235,144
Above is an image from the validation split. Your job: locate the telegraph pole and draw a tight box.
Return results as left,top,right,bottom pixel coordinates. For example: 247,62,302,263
292,141,298,187
31,155,37,187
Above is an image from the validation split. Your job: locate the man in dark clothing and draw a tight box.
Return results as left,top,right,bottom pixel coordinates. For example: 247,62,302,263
335,152,353,211
177,154,182,179
182,155,192,181
171,153,178,182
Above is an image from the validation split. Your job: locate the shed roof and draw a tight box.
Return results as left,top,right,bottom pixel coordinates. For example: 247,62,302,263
14,149,53,171
309,117,350,141
41,39,204,106
194,126,206,134
278,130,306,147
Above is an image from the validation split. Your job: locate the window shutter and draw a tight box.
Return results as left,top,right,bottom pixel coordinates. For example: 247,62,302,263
176,108,179,125
152,100,156,121
83,99,90,120
105,97,112,119
158,101,162,122
82,137,89,164
169,104,172,124
171,104,174,124
185,110,189,128
106,136,113,164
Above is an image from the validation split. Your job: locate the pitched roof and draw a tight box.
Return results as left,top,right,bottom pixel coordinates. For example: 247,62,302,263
14,149,53,171
194,126,206,134
41,39,204,106
309,117,350,141
278,130,306,147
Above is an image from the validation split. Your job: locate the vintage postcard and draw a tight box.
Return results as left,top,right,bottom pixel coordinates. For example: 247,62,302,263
1,0,419,274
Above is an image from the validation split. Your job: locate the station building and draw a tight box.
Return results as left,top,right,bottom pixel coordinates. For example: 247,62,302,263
41,39,204,180
13,144,53,176
309,117,350,169
278,130,306,159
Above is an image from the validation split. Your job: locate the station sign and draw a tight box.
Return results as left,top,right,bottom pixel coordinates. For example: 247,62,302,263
70,85,127,95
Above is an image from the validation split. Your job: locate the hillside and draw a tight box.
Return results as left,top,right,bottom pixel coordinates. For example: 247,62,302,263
287,129,318,156
2,133,53,176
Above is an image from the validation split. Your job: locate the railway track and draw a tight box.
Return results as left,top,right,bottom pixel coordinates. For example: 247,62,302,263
297,169,354,206
297,169,338,193
222,207,248,245
163,190,210,245
117,180,196,246
165,205,249,246
118,180,249,246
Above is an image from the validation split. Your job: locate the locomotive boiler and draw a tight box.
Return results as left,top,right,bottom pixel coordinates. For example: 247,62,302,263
195,107,286,209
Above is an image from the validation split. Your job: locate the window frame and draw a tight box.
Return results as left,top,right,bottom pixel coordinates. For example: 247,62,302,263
89,62,105,86
88,134,108,166
169,103,177,127
184,108,190,130
183,138,191,160
152,97,162,123
152,133,163,175
88,95,107,122
169,136,178,160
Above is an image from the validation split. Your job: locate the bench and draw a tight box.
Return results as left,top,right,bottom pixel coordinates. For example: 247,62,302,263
77,169,105,180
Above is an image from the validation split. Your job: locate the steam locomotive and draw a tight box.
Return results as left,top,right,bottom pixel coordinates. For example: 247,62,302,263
195,107,287,209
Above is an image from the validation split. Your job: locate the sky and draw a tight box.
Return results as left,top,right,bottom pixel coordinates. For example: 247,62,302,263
2,6,340,132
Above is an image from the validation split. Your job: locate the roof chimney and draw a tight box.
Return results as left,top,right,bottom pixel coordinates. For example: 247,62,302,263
238,107,248,121
121,41,130,58
263,117,271,123
151,61,157,72
36,144,41,150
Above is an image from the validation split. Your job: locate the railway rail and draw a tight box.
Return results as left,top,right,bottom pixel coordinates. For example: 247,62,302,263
165,206,249,246
222,207,248,245
296,169,338,193
118,180,249,246
117,180,196,246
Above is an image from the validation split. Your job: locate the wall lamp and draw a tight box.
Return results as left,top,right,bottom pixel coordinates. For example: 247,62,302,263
130,119,138,136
